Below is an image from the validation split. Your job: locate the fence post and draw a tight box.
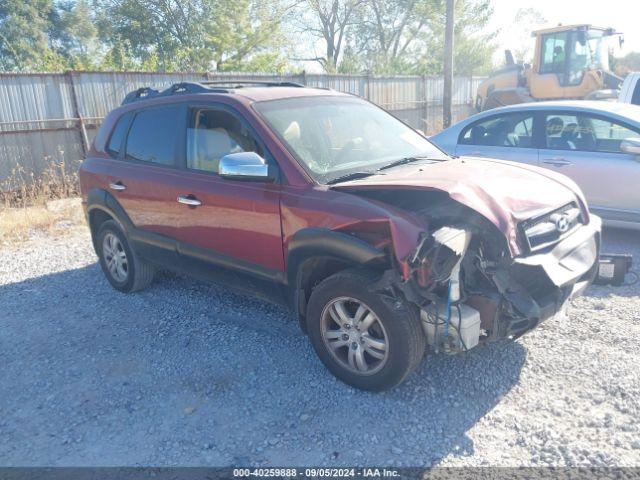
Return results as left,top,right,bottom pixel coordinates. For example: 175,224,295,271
422,75,428,133
301,70,307,86
67,71,89,156
365,72,371,100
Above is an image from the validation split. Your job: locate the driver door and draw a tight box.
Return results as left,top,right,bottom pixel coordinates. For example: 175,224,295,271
171,104,285,284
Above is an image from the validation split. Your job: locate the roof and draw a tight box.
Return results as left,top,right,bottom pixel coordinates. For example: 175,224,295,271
120,82,349,106
532,24,615,35
430,100,640,144
472,100,640,124
231,86,349,102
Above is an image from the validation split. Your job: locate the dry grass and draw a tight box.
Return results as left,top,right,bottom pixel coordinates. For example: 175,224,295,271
1,158,80,208
0,158,86,246
0,198,86,246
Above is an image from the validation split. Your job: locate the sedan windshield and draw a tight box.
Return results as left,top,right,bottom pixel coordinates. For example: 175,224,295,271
254,96,448,184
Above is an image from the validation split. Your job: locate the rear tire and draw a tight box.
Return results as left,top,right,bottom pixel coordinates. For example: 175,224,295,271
306,269,426,391
96,220,155,293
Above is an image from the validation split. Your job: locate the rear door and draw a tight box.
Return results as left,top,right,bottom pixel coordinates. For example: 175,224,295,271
455,111,539,165
539,110,640,222
106,103,187,262
170,103,285,283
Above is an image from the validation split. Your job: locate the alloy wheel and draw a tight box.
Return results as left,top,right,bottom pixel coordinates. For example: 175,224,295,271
320,296,389,375
102,232,129,282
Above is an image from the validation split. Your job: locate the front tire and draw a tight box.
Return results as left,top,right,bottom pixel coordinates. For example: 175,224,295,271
306,269,426,391
96,220,155,293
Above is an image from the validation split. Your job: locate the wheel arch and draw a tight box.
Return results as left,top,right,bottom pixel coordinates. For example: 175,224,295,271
87,188,134,253
286,228,389,332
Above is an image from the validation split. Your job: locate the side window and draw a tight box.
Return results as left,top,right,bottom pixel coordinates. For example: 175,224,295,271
459,113,534,148
544,113,640,153
631,81,640,106
544,114,579,150
186,108,264,173
106,112,133,158
125,106,181,165
540,33,566,75
588,116,640,153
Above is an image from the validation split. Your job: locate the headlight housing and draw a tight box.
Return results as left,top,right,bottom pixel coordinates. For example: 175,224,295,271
520,203,584,252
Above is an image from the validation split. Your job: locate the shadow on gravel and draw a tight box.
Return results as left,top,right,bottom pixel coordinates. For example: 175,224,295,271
1,262,526,467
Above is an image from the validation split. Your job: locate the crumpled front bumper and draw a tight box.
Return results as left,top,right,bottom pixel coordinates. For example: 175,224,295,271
491,215,601,339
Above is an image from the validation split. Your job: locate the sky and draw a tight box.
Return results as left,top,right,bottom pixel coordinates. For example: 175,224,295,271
488,0,640,64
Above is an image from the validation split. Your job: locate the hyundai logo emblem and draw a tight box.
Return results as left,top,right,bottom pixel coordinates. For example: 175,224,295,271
554,214,570,233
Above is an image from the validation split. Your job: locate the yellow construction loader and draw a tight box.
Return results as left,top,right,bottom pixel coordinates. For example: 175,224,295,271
476,24,624,111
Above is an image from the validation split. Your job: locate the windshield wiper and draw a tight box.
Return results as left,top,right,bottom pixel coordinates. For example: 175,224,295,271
377,156,433,171
326,171,377,185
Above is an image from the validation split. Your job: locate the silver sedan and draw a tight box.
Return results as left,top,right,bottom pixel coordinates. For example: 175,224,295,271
431,101,640,229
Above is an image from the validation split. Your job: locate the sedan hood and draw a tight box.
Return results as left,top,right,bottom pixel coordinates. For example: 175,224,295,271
332,157,588,256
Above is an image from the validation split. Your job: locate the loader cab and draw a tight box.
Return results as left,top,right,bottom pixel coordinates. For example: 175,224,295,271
530,25,622,99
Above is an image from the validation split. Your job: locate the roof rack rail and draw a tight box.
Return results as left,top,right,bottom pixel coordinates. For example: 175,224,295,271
121,80,303,105
121,82,229,105
200,80,304,88
121,87,160,105
159,82,229,95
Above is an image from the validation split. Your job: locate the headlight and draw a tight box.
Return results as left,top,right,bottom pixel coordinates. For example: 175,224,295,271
412,226,472,288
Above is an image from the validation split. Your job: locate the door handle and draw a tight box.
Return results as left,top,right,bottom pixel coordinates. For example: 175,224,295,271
177,195,202,207
543,158,572,167
109,182,126,191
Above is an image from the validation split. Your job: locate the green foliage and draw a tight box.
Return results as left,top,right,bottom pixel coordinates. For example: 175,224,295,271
0,0,495,74
54,0,101,69
0,0,64,71
344,0,495,75
616,52,640,76
337,44,362,73
411,0,496,75
94,0,292,72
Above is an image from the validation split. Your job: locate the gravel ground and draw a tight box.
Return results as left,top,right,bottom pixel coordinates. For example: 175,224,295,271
1,226,639,467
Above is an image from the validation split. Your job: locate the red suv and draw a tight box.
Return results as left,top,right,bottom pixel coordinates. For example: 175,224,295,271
80,82,601,391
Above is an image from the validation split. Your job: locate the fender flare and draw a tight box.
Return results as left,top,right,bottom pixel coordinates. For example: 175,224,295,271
286,228,387,283
286,228,388,328
86,188,135,252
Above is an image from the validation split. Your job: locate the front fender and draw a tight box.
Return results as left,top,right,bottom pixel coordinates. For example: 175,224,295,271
286,227,387,287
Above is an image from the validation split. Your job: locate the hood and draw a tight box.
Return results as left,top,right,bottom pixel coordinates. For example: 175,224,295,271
332,157,587,256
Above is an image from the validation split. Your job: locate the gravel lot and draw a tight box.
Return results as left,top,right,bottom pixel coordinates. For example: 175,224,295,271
1,226,639,467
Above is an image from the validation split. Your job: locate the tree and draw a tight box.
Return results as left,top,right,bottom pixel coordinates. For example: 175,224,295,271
0,0,65,71
504,7,546,64
352,0,438,73
337,43,362,73
413,0,495,75
53,0,101,69
94,0,294,72
351,0,494,75
616,52,640,76
297,0,363,72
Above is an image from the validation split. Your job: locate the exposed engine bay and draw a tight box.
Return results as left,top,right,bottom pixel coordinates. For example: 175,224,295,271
353,189,601,354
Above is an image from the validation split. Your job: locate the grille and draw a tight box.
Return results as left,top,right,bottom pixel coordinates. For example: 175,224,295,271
520,202,584,252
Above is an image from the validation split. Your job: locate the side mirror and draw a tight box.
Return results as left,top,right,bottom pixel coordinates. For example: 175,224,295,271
620,138,640,157
219,152,272,181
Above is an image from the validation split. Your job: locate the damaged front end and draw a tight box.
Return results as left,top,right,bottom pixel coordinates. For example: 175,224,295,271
398,203,601,353
348,192,603,354
332,158,602,354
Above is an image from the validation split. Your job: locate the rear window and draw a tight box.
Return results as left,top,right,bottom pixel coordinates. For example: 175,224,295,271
125,106,181,165
106,112,133,158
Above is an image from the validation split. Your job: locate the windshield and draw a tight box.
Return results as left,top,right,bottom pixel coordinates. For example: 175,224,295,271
254,96,447,184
